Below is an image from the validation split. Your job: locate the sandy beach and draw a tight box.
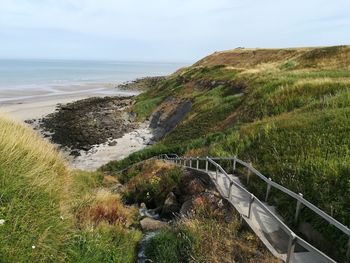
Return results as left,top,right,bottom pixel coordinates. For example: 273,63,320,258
0,83,152,170
0,83,139,121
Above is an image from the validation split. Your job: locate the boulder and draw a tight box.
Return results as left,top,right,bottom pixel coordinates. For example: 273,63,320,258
108,141,118,146
180,193,221,217
140,218,168,232
161,192,180,218
180,199,194,216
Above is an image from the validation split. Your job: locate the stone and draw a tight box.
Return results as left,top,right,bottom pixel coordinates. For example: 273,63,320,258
140,218,168,232
161,192,180,218
70,150,81,157
108,141,117,146
110,183,124,193
180,199,194,216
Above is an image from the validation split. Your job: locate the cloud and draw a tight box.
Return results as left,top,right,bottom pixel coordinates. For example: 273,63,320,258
0,0,350,61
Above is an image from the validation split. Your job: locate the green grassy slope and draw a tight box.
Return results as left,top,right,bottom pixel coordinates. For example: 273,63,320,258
104,45,350,258
0,115,141,262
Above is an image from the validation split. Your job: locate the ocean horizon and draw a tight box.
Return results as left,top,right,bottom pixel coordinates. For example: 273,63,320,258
0,59,186,87
0,59,187,104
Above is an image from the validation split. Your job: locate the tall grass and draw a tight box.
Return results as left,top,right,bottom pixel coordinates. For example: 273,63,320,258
0,116,141,262
0,115,70,262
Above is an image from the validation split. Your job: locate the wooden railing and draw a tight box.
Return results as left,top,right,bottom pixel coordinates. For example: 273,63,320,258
158,154,350,263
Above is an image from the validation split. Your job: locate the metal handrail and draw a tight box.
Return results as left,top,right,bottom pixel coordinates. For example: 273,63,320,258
119,154,349,262
173,156,350,236
162,155,348,263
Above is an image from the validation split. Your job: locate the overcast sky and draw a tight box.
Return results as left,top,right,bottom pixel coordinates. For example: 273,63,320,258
1,0,350,62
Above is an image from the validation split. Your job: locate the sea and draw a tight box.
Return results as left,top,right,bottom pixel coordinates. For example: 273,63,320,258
0,59,187,104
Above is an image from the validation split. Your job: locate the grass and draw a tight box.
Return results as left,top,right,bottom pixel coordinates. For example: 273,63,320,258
133,95,165,121
0,115,141,262
117,160,277,262
144,188,278,263
144,228,194,263
122,160,182,208
0,115,70,262
103,46,350,260
69,223,141,263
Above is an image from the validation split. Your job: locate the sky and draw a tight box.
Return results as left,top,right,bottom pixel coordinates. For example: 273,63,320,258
1,0,350,62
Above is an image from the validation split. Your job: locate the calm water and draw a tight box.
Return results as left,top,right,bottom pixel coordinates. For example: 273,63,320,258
0,59,186,88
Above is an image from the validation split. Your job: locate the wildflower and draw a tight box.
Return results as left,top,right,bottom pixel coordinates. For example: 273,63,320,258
0,219,5,225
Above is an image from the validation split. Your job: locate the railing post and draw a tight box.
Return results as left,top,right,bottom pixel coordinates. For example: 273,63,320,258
205,157,209,172
196,157,199,170
286,233,297,263
228,181,234,199
346,236,350,263
247,194,255,218
294,193,303,224
232,156,237,174
265,178,272,202
189,158,192,168
247,163,252,185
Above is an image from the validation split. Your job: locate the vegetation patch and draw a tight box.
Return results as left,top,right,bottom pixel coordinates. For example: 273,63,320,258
123,160,182,208
0,116,141,262
103,46,350,261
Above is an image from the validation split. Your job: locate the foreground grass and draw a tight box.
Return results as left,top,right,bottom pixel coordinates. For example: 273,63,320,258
120,160,277,263
0,116,141,262
144,195,278,263
0,115,71,262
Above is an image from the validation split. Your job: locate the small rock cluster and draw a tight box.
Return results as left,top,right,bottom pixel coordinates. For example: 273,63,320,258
138,169,231,232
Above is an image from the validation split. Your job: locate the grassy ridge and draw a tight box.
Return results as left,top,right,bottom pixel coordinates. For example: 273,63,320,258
103,46,350,259
0,115,141,262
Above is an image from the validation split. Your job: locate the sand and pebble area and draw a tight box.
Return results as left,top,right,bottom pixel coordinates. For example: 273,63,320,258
0,83,154,170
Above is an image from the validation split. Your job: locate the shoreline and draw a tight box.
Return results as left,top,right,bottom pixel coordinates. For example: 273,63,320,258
0,83,152,171
0,83,140,121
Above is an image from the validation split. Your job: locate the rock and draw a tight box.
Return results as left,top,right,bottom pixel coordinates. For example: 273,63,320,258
139,207,160,220
38,96,137,151
140,218,168,232
150,100,192,141
161,192,180,218
180,193,221,217
180,199,194,216
70,150,81,157
108,141,117,146
110,183,124,193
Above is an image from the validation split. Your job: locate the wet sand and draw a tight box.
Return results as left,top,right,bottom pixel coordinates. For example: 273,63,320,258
0,84,152,170
71,123,153,171
0,84,139,121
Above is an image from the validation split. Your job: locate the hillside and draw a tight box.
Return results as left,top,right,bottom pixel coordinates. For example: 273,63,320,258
104,45,350,260
0,115,277,262
0,115,141,262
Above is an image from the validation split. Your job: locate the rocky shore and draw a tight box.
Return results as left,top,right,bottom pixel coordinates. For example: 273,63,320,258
37,96,137,152
24,95,155,170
